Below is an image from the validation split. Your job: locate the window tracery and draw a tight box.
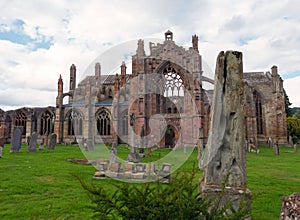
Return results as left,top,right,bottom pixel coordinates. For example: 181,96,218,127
67,110,83,136
15,111,27,135
96,109,111,135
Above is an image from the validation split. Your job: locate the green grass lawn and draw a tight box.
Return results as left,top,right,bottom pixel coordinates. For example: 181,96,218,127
0,144,299,219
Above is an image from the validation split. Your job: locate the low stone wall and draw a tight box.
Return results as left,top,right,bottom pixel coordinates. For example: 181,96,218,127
94,159,172,182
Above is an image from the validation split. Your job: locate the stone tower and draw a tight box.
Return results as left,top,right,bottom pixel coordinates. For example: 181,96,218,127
54,75,64,143
95,62,101,86
69,64,76,103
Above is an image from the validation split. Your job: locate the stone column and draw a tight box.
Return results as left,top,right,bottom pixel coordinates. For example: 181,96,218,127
198,128,204,170
199,51,251,214
126,113,141,162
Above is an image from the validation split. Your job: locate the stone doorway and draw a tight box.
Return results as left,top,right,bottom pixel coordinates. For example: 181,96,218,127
164,125,177,148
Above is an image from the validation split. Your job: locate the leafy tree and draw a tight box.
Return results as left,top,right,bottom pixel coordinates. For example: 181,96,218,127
284,89,292,117
294,109,300,120
287,117,300,144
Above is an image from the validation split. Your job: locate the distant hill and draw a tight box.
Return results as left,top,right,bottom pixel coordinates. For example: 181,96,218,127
291,107,300,115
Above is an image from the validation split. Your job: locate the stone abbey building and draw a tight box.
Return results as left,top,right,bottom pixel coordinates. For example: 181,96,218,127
0,31,287,148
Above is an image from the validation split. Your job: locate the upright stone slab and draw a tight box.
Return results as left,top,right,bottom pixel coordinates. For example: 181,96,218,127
200,51,251,213
110,142,117,164
10,127,22,153
198,128,204,170
48,133,57,150
27,132,37,152
0,125,5,147
44,133,49,146
0,126,4,157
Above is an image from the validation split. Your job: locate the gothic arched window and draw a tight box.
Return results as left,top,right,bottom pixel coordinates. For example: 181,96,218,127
163,67,184,97
121,110,128,136
39,111,54,135
96,109,111,136
162,66,184,113
254,91,264,135
67,110,83,136
15,111,27,135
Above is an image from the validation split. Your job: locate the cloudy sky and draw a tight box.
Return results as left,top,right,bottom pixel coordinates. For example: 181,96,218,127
0,0,299,111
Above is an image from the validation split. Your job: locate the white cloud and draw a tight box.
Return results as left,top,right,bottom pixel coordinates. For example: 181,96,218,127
0,0,300,110
284,76,300,107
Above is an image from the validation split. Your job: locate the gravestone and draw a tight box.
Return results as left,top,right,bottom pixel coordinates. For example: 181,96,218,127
268,137,273,148
0,126,4,157
199,51,251,213
27,132,37,152
110,142,117,164
288,136,293,146
274,140,280,155
44,133,49,146
198,128,204,170
48,133,57,150
10,127,22,153
126,113,141,162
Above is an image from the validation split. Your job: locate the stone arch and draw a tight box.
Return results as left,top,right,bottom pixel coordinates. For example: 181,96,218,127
4,115,12,141
95,108,112,136
120,109,128,136
65,109,84,136
14,110,27,136
155,61,189,114
155,61,190,89
163,124,179,148
38,110,55,135
253,90,264,135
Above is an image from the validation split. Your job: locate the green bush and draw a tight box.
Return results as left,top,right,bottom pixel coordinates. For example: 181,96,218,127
76,167,251,220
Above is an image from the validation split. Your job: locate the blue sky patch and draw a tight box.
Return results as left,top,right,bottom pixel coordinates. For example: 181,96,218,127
282,70,300,80
237,36,256,46
0,19,53,50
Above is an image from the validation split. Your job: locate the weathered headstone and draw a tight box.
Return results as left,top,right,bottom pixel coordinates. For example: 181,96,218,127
27,132,37,152
198,128,204,170
126,113,141,162
294,144,298,153
288,136,293,146
10,127,22,153
199,51,251,213
268,137,273,148
44,133,49,146
110,142,117,164
274,140,280,155
0,125,4,157
48,133,57,150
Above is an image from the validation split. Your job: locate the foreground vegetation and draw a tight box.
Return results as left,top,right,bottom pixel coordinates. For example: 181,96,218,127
0,144,299,219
